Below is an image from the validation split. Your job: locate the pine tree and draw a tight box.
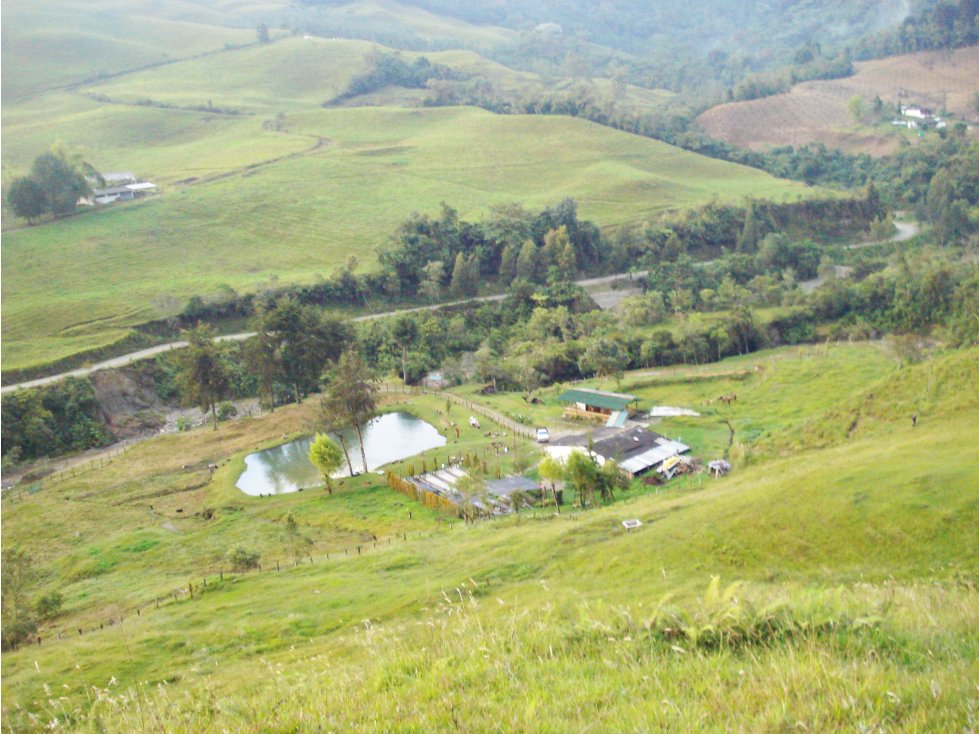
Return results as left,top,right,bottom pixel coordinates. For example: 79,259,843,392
498,243,517,281
516,239,538,281
450,252,468,297
737,201,760,253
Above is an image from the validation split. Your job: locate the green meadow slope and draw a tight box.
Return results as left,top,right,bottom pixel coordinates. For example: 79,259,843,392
1,107,822,373
79,37,675,114
1,344,977,731
0,0,261,102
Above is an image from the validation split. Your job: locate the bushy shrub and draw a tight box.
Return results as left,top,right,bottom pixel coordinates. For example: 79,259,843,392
228,547,260,572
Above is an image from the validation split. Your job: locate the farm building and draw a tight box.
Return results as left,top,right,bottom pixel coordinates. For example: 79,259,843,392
546,426,689,478
558,387,638,426
405,466,540,514
87,173,158,206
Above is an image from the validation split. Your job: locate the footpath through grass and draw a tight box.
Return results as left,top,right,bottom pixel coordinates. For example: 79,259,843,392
2,344,977,731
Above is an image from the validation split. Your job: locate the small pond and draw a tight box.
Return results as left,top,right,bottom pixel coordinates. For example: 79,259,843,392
235,412,446,496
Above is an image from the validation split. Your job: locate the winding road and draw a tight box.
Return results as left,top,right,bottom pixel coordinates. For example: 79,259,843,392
0,223,918,395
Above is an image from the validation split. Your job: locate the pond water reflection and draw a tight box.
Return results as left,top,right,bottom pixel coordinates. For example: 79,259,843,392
235,412,445,496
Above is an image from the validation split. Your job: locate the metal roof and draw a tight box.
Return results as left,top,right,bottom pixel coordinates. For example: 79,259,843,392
618,440,689,474
558,388,637,410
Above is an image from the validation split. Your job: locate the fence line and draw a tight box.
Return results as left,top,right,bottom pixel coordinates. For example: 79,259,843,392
382,384,536,440
28,502,619,650
2,437,142,501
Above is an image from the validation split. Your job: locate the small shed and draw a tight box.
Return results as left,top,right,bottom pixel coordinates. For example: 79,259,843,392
558,388,638,423
421,371,449,390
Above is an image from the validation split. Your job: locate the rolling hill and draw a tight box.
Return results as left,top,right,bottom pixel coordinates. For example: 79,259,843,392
1,107,824,373
697,46,979,156
0,0,265,102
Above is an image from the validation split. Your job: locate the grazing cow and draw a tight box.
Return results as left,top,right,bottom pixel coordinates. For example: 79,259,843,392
469,416,480,429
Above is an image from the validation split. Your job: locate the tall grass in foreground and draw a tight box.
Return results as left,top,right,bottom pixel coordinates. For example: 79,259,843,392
11,579,976,733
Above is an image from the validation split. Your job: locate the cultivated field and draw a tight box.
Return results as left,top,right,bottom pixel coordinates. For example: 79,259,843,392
697,46,979,155
2,344,976,731
2,107,822,373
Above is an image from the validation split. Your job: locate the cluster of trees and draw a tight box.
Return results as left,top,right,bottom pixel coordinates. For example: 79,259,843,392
853,0,977,59
6,145,100,223
327,52,466,105
5,241,976,465
1,378,113,462
536,452,627,511
732,53,853,102
379,199,604,295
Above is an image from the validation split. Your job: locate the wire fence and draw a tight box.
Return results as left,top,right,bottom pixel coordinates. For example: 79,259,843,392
381,384,536,440
1,438,142,502
28,492,651,650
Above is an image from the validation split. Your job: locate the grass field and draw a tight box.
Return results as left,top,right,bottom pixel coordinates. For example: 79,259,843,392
697,46,979,156
0,93,313,184
0,0,261,102
2,107,823,373
82,37,381,114
79,34,677,118
2,344,977,731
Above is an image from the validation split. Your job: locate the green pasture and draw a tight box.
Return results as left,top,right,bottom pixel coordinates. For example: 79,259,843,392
1,93,312,184
81,36,676,115
0,0,259,102
2,106,824,373
82,37,380,113
2,345,977,731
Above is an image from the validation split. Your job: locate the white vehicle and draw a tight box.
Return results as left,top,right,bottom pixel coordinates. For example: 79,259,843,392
536,427,550,443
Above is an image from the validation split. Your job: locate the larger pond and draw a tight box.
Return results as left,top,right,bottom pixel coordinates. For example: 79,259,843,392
235,412,446,496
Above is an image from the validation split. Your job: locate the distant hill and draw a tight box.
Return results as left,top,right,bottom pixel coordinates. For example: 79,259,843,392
697,46,979,156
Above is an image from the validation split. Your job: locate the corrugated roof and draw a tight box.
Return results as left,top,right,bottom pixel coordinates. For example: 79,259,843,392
619,440,689,474
558,388,637,410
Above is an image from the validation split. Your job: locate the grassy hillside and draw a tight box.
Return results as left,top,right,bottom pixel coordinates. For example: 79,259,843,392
697,46,979,156
82,37,381,114
0,93,313,184
0,0,261,101
81,37,676,115
2,107,822,373
2,344,976,731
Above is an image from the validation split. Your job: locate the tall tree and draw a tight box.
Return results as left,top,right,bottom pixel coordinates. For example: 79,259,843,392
737,200,761,253
419,260,445,302
391,316,420,384
449,251,478,297
516,239,538,281
498,243,518,282
565,450,599,508
178,324,229,430
323,349,379,472
30,145,97,217
244,327,281,411
308,434,343,493
252,298,350,403
6,177,47,224
537,454,564,513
